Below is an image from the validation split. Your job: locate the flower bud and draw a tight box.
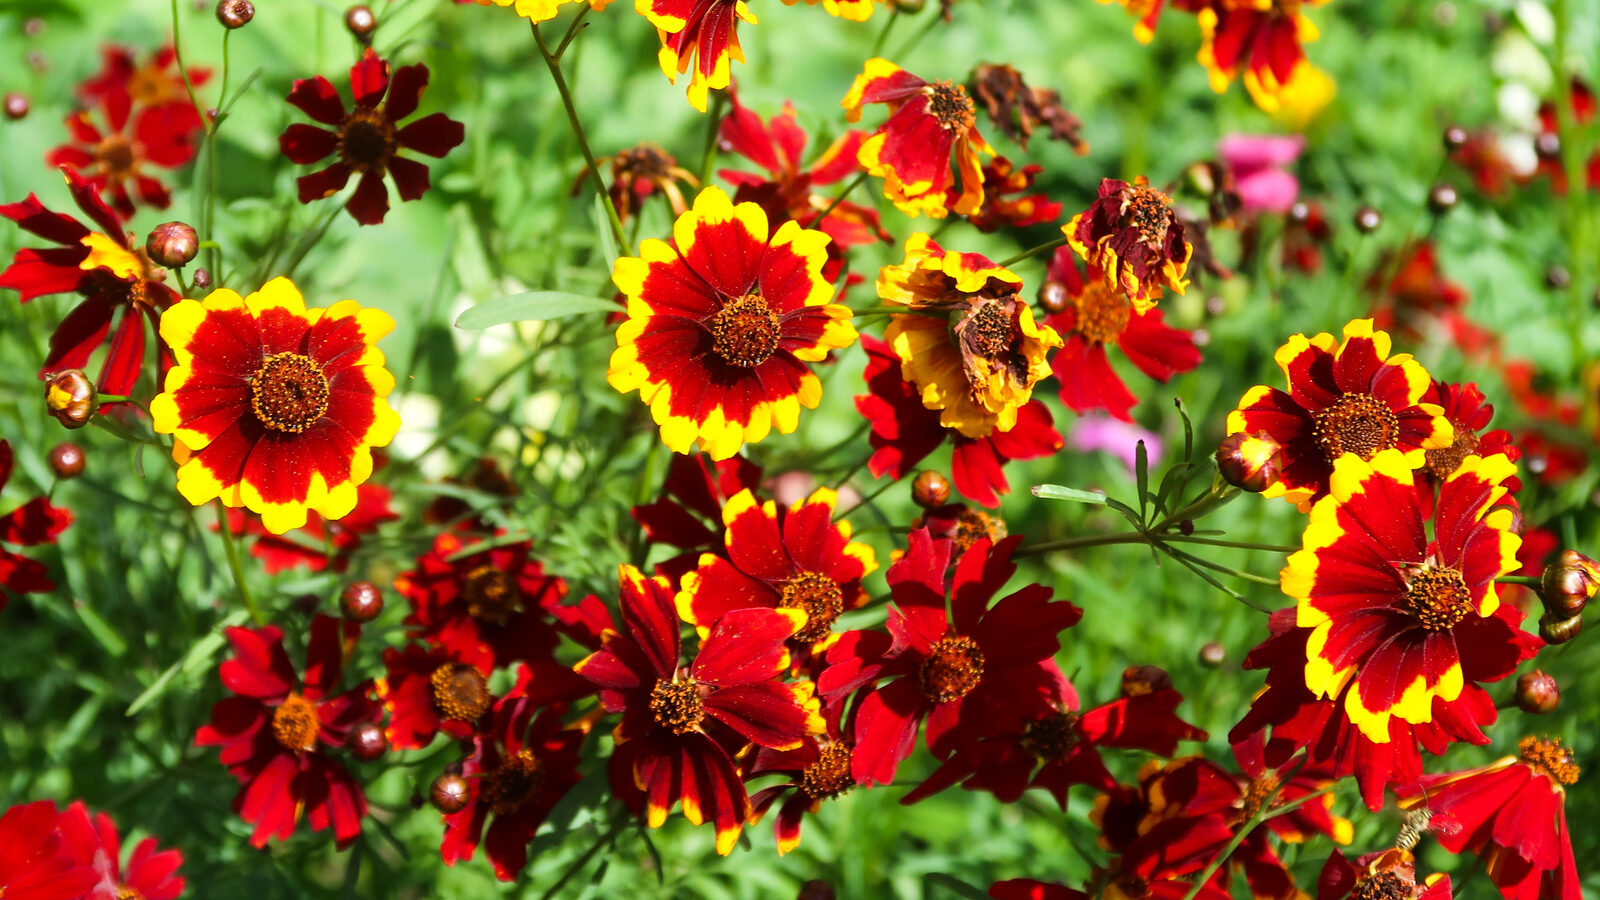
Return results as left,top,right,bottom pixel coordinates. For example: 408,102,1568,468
216,0,254,27
1037,280,1069,315
191,267,213,291
1545,266,1571,290
341,580,384,623
1121,665,1171,697
1426,184,1459,215
430,773,470,814
3,92,28,121
798,881,838,900
1198,642,1226,668
1514,670,1560,714
1538,612,1582,645
1539,549,1597,616
44,369,95,429
912,470,950,509
48,442,85,478
345,5,377,39
1353,205,1383,234
1535,132,1561,161
1287,201,1311,225
346,721,388,761
146,222,199,269
1442,125,1468,151
1215,432,1282,493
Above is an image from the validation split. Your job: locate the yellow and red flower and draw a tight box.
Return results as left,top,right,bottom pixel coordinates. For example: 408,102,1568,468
1318,849,1453,900
575,565,821,854
1415,381,1519,509
843,59,995,218
639,0,754,112
678,487,877,651
856,335,1063,507
879,234,1063,439
280,48,464,225
1065,177,1192,311
744,726,858,855
55,801,186,900
0,440,72,609
608,186,857,460
780,0,884,21
631,453,762,580
1396,737,1581,900
194,616,381,848
467,0,596,22
819,530,1082,787
1226,318,1452,510
1043,247,1201,422
1193,0,1331,113
1095,0,1183,43
1284,450,1528,744
1,168,178,399
151,277,400,534
964,158,1063,232
395,532,567,668
222,482,397,574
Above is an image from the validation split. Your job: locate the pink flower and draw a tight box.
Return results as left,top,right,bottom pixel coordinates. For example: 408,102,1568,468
1219,134,1303,214
1066,415,1161,477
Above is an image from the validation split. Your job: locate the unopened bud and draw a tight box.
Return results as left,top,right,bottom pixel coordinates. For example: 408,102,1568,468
1442,125,1469,151
48,442,85,478
44,369,95,428
191,268,213,291
146,222,199,269
1427,183,1459,215
430,773,470,814
1514,670,1560,714
1121,665,1171,697
1185,160,1219,197
1535,132,1561,161
912,470,950,509
1198,642,1226,668
345,5,377,39
1287,201,1311,225
3,92,28,121
1545,266,1571,290
216,0,254,27
1538,612,1583,645
1353,205,1383,234
1216,432,1282,493
341,580,384,623
798,881,838,900
1539,549,1597,616
1037,280,1069,315
346,721,388,761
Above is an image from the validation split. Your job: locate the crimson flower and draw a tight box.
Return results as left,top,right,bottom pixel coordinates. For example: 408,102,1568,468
0,801,97,900
194,615,382,848
56,801,185,900
1192,0,1329,112
280,48,464,225
819,530,1082,787
637,0,753,112
989,881,1089,900
745,726,859,855
575,564,821,853
1065,177,1191,310
1414,381,1519,514
222,483,397,574
1318,849,1453,900
0,168,178,398
378,643,493,750
395,532,566,668
1089,757,1237,900
631,454,762,581
0,440,72,610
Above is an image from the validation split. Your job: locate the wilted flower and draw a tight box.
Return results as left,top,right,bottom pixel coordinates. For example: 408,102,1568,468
1065,177,1192,310
968,63,1088,153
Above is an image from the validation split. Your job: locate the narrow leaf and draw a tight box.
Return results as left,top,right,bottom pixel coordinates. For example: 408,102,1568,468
454,291,616,329
1031,484,1108,504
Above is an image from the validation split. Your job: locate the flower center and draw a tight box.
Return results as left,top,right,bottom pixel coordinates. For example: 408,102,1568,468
617,144,673,180
1353,872,1411,900
799,743,855,801
116,887,145,900
430,663,491,722
1401,566,1474,631
1074,282,1133,344
1119,185,1175,248
250,352,331,433
1312,392,1399,463
960,300,1016,361
1019,711,1081,761
338,107,398,172
778,571,845,643
1237,772,1282,821
926,81,975,132
1424,419,1480,480
953,507,1006,551
649,679,705,734
918,635,985,703
1518,736,1580,786
128,65,179,107
462,564,521,626
95,134,137,180
710,295,782,367
480,748,546,815
270,693,320,752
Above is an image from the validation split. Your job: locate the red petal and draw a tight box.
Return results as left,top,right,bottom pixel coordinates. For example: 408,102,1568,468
691,607,799,686
396,112,464,158
286,76,347,126
344,171,390,224
385,63,429,121
350,49,390,108
279,124,339,164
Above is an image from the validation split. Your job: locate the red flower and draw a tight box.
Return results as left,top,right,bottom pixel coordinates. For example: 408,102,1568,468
1090,757,1239,900
819,530,1082,787
1318,849,1453,900
1065,177,1192,310
78,44,210,153
55,801,185,900
1043,247,1200,421
1192,0,1330,112
990,880,1089,900
637,0,754,112
591,144,698,223
1533,78,1600,193
222,483,397,574
396,532,566,668
440,666,586,881
280,48,464,225
1368,241,1468,340
46,90,197,221
194,615,382,848
856,335,1063,507
843,58,994,218
0,440,72,609
631,453,762,581
1396,737,1581,900
745,728,858,854
0,168,178,398
1281,200,1331,273
0,801,97,900
963,157,1063,232
575,564,821,853
1415,381,1519,514
377,643,493,750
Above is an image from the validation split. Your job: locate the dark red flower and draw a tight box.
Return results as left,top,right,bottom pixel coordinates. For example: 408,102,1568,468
746,727,859,855
0,440,72,610
55,801,185,900
280,48,464,225
1043,248,1200,422
0,801,97,900
1533,78,1600,194
1281,200,1331,273
1065,177,1192,310
589,144,698,223
574,564,821,853
193,615,382,848
819,530,1082,787
1368,241,1470,344
630,453,762,581
222,482,396,574
1319,849,1453,900
377,643,494,749
396,532,566,668
1090,757,1239,900
968,63,1088,153
1414,381,1519,514
963,157,1063,232
989,880,1089,900
0,168,178,399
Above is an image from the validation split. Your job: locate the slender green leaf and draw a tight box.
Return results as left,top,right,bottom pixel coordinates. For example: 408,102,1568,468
454,291,616,329
1031,484,1108,504
925,873,992,900
1135,439,1150,520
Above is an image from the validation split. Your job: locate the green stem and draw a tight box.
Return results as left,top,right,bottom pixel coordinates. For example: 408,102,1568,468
1162,534,1297,554
813,171,868,232
835,476,897,521
532,22,632,257
700,90,727,187
537,817,629,900
1015,528,1285,560
553,5,592,59
1552,0,1590,377
850,304,946,317
870,6,900,57
998,234,1069,268
832,455,869,492
215,501,263,625
1498,574,1542,589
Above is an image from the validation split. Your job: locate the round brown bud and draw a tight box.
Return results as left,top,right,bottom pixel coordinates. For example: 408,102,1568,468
1120,665,1171,697
1427,183,1459,215
430,773,470,814
216,0,254,27
1535,132,1562,161
1037,280,1070,315
911,470,951,509
798,881,838,900
26,51,47,74
1539,549,1597,616
1442,125,1469,151
341,580,384,623
347,721,388,761
23,17,45,37
1198,642,1226,668
345,5,377,38
1215,432,1282,493
1538,612,1583,645
1353,205,1383,234
44,369,95,429
146,222,199,269
191,268,213,291
1545,266,1570,290
1514,670,1560,714
48,443,85,478
1205,295,1226,316
1287,201,1311,225
3,92,28,121
1177,519,1195,535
